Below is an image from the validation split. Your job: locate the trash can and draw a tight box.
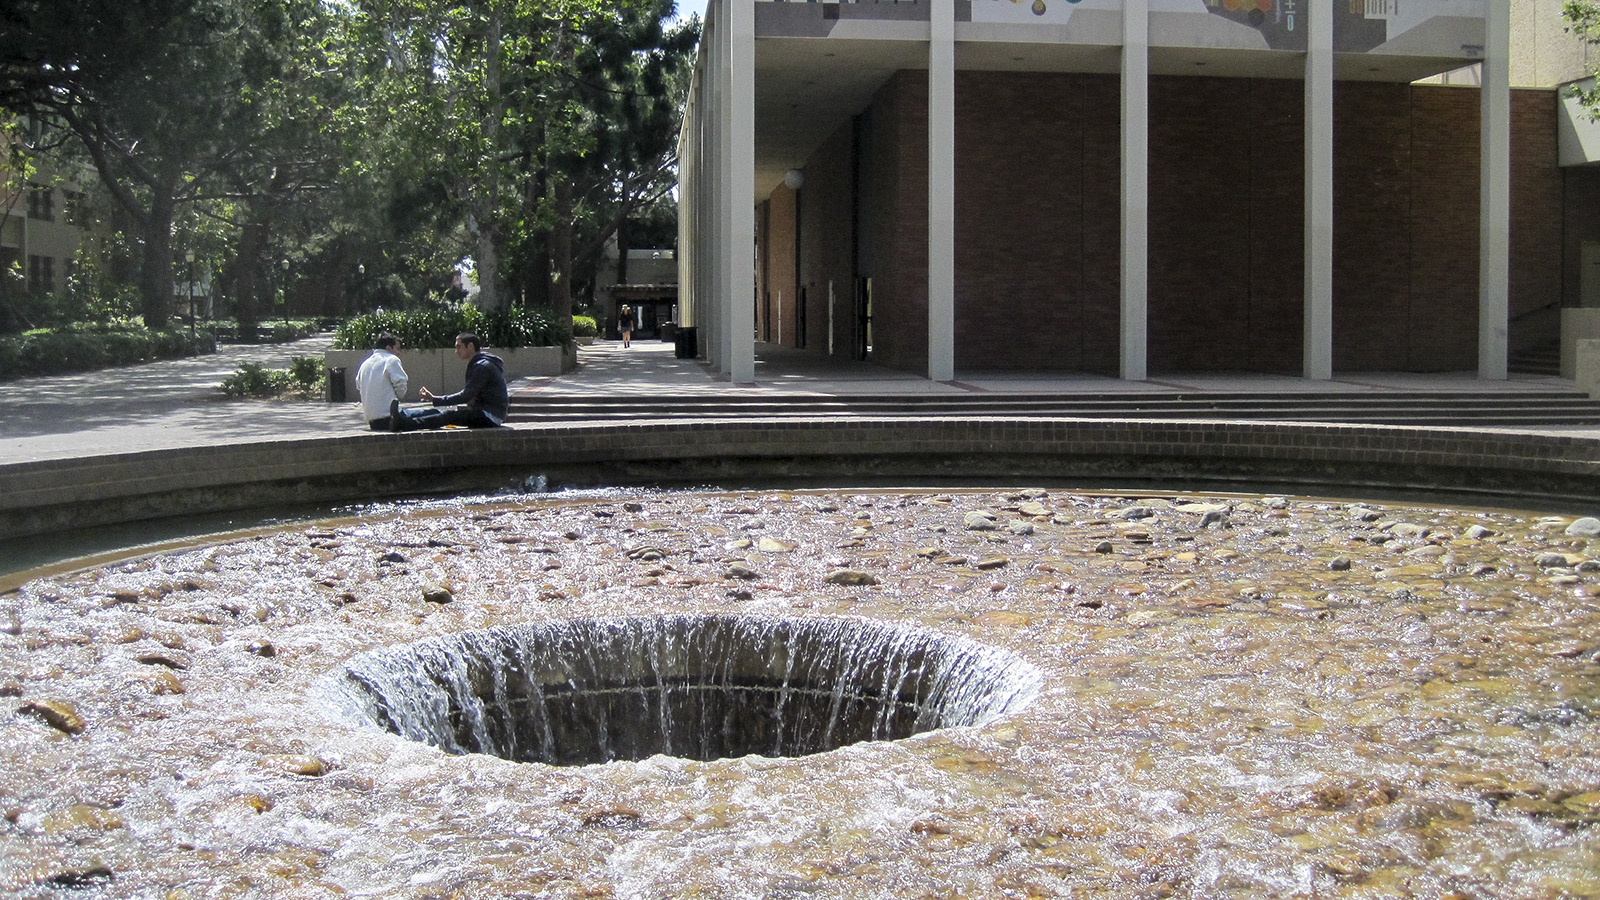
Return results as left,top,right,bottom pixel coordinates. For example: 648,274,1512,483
326,366,346,403
658,322,677,342
674,327,698,359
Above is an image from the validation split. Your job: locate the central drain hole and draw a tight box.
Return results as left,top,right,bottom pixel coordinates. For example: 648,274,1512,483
330,614,1040,766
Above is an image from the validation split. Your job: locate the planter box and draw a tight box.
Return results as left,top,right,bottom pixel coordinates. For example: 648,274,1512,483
1577,339,1600,400
1562,309,1600,380
326,344,574,403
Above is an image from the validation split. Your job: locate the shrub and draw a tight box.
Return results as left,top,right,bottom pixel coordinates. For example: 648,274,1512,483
220,362,286,398
0,323,215,382
572,315,598,338
334,305,570,350
287,355,324,392
213,318,322,344
220,357,324,399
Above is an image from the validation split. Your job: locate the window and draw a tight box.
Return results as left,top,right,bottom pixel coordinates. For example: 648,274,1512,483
28,254,54,292
27,187,54,221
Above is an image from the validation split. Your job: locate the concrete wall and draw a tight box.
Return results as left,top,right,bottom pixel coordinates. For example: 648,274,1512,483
326,346,575,403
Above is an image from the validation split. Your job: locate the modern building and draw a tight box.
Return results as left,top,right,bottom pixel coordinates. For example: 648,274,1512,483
679,0,1600,384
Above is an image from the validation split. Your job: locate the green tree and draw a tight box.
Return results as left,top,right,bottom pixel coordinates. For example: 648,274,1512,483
351,0,603,311
539,2,698,312
1566,2,1600,111
3,0,319,328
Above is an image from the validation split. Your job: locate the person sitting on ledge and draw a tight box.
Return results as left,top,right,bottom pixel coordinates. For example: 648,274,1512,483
391,332,508,431
355,333,408,432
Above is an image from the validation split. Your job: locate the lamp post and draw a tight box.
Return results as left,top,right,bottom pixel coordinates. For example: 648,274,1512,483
185,250,196,340
280,258,291,326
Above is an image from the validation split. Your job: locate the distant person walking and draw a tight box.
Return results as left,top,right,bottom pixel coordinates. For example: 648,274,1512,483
392,333,508,430
618,304,636,348
355,334,408,432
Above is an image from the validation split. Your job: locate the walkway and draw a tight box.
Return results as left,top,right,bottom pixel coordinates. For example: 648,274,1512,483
1,335,1596,467
9,333,1600,464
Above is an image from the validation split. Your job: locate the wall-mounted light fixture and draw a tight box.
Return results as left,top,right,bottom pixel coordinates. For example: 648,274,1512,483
784,169,805,191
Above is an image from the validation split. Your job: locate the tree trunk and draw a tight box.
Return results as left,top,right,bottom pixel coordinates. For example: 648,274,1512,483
474,218,502,310
231,218,268,334
550,179,574,321
138,186,176,329
616,219,630,286
472,7,506,311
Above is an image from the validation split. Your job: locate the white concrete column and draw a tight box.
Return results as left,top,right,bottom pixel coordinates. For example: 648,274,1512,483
1480,0,1511,380
1303,0,1334,380
678,55,703,330
928,0,956,382
727,0,756,383
1120,0,1148,381
706,4,726,368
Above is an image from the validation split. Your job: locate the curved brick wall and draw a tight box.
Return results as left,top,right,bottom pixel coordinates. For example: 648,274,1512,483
3,418,1598,541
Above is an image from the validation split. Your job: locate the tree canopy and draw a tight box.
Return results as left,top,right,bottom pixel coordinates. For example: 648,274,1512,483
0,0,699,330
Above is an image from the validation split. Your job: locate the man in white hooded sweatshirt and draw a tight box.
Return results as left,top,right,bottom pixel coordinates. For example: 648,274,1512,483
355,334,408,431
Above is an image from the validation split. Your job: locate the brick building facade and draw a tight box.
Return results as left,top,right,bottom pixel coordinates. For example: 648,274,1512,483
687,1,1593,381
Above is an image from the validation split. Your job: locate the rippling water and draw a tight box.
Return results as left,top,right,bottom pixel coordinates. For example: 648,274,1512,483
2,489,1598,899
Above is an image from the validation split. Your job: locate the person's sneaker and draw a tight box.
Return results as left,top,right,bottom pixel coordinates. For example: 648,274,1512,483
390,399,402,432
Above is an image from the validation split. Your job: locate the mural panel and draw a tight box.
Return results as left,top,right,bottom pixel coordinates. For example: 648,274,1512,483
969,0,1122,25
1334,0,1486,55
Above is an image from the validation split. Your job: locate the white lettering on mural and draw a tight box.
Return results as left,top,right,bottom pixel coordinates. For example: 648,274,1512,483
1353,0,1487,39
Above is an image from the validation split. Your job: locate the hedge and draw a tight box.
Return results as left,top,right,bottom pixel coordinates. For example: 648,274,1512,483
0,324,216,382
333,306,569,351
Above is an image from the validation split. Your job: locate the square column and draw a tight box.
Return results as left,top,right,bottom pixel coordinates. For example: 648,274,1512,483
928,0,956,382
1480,0,1511,380
1303,0,1333,380
1120,0,1148,381
726,0,756,383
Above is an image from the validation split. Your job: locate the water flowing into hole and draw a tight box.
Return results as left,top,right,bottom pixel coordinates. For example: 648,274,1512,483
327,614,1041,766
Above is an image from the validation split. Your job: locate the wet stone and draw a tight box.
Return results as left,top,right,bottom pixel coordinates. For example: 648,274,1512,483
1564,517,1600,538
258,754,330,777
19,699,85,735
134,651,190,669
824,569,879,586
46,866,114,889
963,511,998,531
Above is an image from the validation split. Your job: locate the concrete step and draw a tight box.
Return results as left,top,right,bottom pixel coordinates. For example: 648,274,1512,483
1509,339,1562,376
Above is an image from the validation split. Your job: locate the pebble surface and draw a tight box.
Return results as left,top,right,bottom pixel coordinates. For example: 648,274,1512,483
2,488,1598,899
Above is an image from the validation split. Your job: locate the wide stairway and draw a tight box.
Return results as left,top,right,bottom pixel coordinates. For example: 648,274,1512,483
508,388,1600,427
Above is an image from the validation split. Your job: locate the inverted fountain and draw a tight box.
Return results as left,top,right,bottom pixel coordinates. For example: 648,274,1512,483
331,614,1041,765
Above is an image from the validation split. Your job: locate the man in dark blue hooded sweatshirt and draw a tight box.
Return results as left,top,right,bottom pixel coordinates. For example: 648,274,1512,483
392,332,508,430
